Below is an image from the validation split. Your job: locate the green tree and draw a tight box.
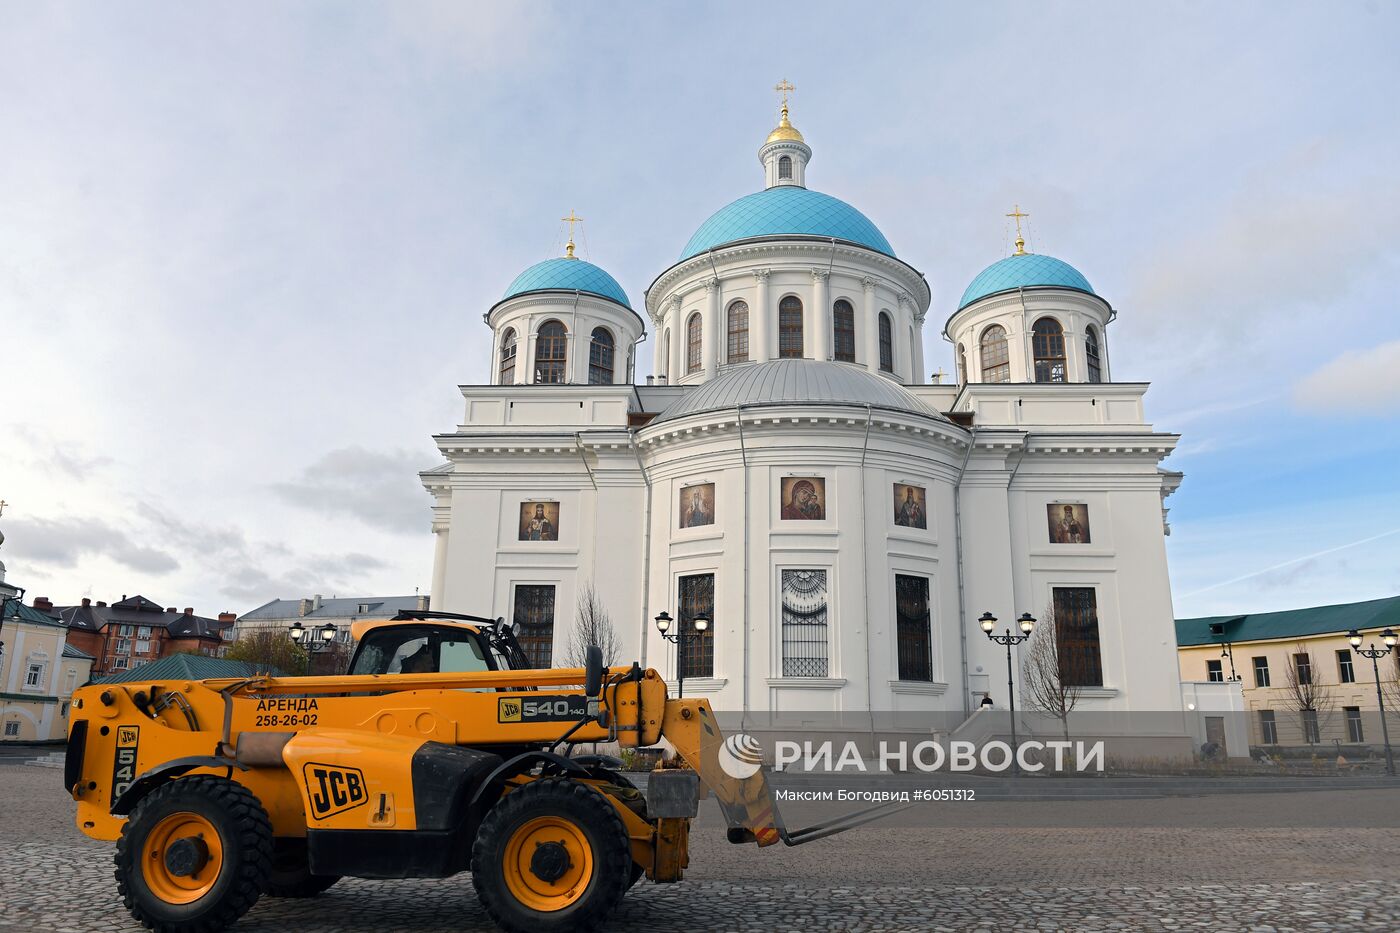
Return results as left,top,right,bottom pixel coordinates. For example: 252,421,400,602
225,629,308,676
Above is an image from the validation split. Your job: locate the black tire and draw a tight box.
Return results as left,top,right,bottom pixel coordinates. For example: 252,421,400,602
114,775,273,933
265,838,341,898
472,778,632,933
598,772,646,890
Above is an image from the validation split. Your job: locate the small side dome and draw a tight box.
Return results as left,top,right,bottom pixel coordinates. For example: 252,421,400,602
958,253,1095,310
502,257,631,310
652,359,946,424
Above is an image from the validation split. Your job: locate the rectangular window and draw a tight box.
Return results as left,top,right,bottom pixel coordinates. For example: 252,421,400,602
895,575,933,682
780,570,829,677
1345,706,1364,743
1253,656,1270,688
1337,649,1355,684
511,585,557,668
115,638,131,653
1206,659,1224,682
1302,708,1320,744
1053,587,1103,687
678,573,715,679
25,664,44,688
135,640,151,655
1294,653,1312,686
112,657,128,670
1258,709,1278,744
3,722,18,737
137,626,152,638
119,624,134,637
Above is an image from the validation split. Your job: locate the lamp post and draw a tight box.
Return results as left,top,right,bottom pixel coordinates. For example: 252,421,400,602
1347,627,1397,776
980,611,1035,775
655,610,709,698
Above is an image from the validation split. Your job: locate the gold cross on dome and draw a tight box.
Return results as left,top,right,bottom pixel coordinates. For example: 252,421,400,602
561,210,583,258
774,78,795,115
1006,204,1030,255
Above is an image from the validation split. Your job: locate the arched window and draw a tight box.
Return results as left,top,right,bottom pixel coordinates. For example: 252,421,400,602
686,312,702,373
535,320,567,384
726,300,749,363
588,327,615,384
878,311,894,373
778,155,792,179
779,296,804,358
832,300,855,362
1032,317,1067,383
1085,325,1103,383
957,343,968,384
980,324,1010,383
499,328,517,385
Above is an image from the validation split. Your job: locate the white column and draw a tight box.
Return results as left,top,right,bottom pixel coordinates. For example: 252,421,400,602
811,270,830,361
898,296,916,382
861,277,879,373
431,527,450,606
753,269,771,362
912,312,926,384
514,316,531,384
669,296,684,379
703,278,719,379
652,314,664,379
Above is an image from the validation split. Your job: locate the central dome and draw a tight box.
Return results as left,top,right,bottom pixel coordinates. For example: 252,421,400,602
652,359,942,424
679,187,895,261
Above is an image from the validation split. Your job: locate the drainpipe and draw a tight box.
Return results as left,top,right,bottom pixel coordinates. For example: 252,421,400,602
574,433,599,584
735,406,751,730
858,405,876,739
629,434,654,667
953,427,978,717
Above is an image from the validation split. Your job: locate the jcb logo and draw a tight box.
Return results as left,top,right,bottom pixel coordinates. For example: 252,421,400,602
498,698,522,722
110,725,140,805
303,763,367,819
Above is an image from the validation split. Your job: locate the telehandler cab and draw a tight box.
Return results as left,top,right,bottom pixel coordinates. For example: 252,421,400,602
65,610,896,932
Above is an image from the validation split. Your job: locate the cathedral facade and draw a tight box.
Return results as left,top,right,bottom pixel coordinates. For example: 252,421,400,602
423,99,1185,723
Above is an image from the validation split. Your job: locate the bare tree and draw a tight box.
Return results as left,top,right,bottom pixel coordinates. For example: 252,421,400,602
224,629,308,676
1281,643,1334,744
1021,604,1081,743
566,582,621,668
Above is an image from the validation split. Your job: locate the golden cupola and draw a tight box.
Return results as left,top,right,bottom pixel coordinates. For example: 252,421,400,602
759,79,811,189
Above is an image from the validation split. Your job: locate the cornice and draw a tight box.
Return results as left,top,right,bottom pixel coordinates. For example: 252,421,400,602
647,240,930,319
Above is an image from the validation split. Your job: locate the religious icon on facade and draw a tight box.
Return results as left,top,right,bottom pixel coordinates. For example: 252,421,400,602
1047,503,1091,544
518,501,561,542
780,477,826,521
678,482,715,529
892,483,927,529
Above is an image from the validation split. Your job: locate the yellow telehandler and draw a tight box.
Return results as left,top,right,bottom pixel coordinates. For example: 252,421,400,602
65,610,895,932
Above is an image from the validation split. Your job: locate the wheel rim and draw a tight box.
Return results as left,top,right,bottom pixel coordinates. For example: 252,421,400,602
502,815,594,912
141,813,224,905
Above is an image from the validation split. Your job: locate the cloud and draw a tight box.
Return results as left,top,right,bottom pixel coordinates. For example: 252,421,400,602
4,516,179,575
1294,339,1400,417
271,447,431,535
216,550,391,604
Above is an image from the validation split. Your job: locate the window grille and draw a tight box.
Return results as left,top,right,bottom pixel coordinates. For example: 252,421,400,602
678,574,715,679
512,585,557,668
781,570,829,677
895,575,932,682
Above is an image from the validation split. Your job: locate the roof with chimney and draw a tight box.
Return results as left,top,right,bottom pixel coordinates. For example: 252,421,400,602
1,599,66,629
239,595,422,622
57,594,233,641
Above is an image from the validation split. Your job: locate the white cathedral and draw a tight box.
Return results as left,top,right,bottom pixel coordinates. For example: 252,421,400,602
422,96,1186,725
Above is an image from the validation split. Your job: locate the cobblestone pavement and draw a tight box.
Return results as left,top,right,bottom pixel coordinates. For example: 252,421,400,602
5,766,1400,931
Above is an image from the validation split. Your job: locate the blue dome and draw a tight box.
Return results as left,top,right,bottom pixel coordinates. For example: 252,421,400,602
502,257,631,309
958,253,1094,309
680,187,894,260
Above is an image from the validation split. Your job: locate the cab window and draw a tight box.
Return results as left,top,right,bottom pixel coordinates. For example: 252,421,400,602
349,626,493,676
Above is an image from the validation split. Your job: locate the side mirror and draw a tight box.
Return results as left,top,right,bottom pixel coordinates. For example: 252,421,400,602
584,644,604,698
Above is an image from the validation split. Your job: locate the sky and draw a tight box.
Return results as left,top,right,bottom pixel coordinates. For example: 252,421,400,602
1,1,1397,621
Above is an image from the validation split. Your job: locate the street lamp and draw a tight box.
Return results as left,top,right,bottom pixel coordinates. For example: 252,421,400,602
980,611,1036,775
288,621,340,651
655,610,709,698
1347,628,1398,776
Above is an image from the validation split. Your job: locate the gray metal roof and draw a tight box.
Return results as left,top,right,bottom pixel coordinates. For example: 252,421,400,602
651,360,946,425
239,595,421,622
62,642,95,660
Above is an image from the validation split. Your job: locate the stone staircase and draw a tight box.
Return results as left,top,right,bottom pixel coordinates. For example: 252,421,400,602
25,750,66,770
